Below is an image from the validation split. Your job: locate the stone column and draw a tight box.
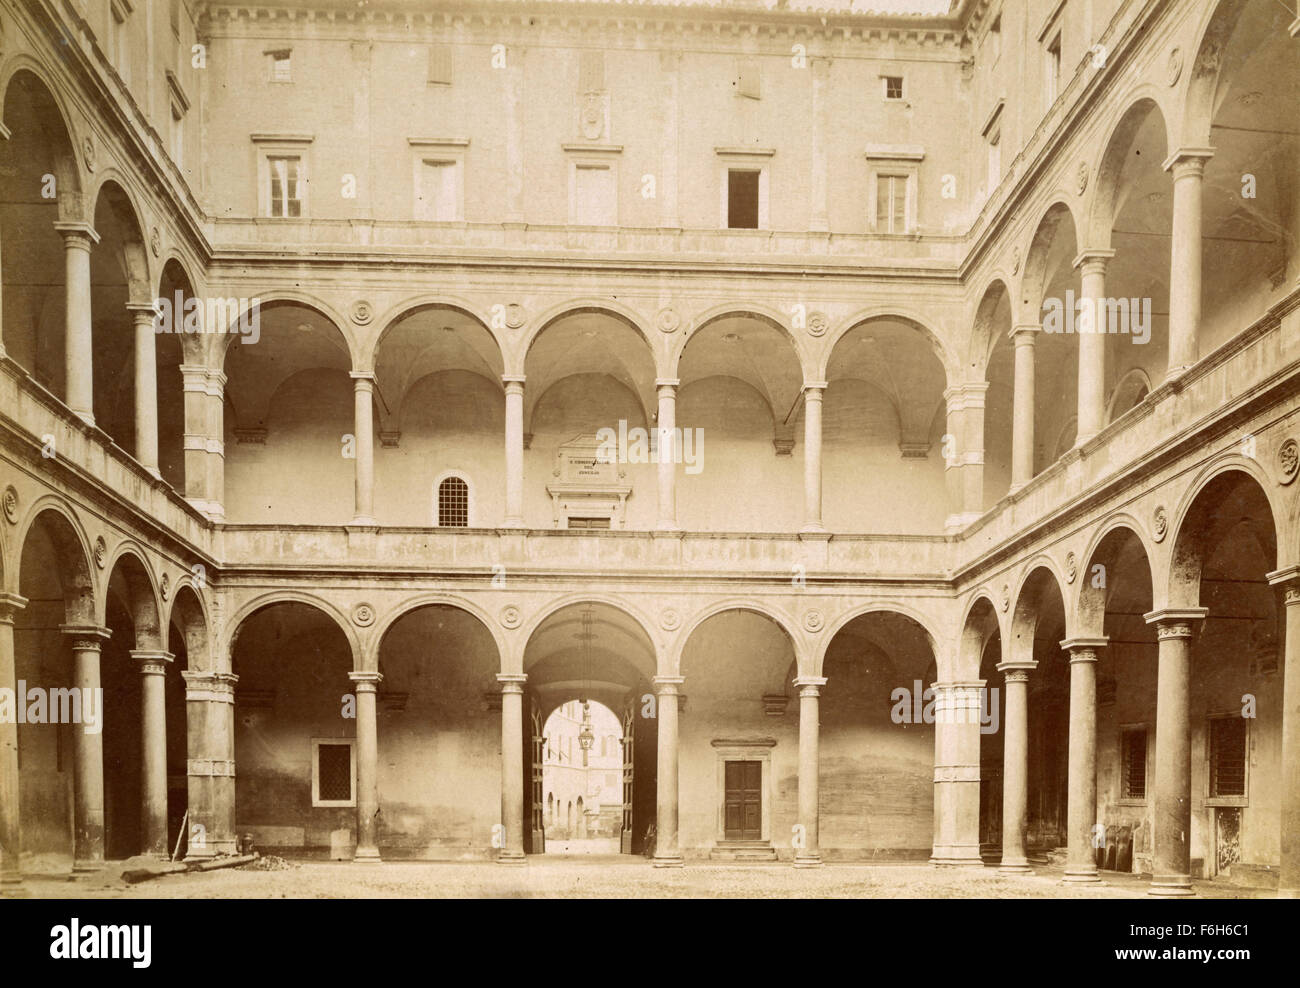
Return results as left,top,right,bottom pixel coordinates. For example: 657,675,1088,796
1268,567,1300,897
351,373,376,525
1144,608,1207,896
1060,637,1107,883
0,593,28,889
132,648,173,858
128,302,161,477
348,671,382,862
930,681,984,866
181,670,239,859
652,675,684,867
794,675,827,867
1164,148,1214,378
53,222,100,425
61,624,111,871
503,376,525,526
1073,249,1114,445
205,369,226,520
943,383,988,529
180,365,211,509
800,383,826,533
497,673,526,863
1009,324,1040,489
655,379,679,531
996,661,1035,872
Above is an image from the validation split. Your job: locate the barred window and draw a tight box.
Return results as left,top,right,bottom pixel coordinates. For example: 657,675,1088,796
883,75,904,100
313,741,354,806
1209,717,1247,798
438,476,469,527
1120,727,1147,800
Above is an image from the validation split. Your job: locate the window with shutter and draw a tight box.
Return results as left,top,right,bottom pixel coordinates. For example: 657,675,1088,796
1208,717,1247,798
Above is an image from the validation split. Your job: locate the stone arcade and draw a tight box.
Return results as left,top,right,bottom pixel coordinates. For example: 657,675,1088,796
0,0,1298,897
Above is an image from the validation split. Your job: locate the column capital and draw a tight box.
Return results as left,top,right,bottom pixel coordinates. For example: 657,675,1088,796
655,378,680,391
502,373,526,389
793,675,827,696
1267,566,1300,603
1010,322,1042,343
130,649,175,675
995,659,1037,678
652,675,685,696
182,669,239,702
1143,607,1209,638
496,673,527,694
0,591,28,624
52,221,100,248
59,624,112,650
943,382,990,409
1161,146,1214,174
348,670,383,691
1072,248,1116,273
349,372,376,388
802,381,828,395
125,301,160,321
1060,636,1108,661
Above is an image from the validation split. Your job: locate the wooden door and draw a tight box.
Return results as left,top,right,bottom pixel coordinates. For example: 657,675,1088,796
724,760,762,840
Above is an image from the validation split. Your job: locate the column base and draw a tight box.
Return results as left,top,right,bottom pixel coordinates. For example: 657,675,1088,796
997,859,1033,874
1062,867,1101,884
353,846,382,863
496,850,526,865
793,853,823,869
1148,875,1194,897
350,515,377,527
652,853,684,869
72,859,105,875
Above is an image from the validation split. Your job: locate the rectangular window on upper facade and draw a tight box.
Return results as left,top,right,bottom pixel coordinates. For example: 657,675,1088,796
267,155,302,217
875,173,907,233
736,58,761,100
268,49,292,83
567,517,611,530
1208,717,1247,798
416,160,458,221
1046,31,1062,104
428,45,454,85
727,169,760,229
573,164,616,226
883,75,904,101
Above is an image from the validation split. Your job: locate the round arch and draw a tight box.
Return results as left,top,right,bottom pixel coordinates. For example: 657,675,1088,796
164,578,211,671
372,593,506,669
0,60,84,195
670,303,805,379
519,299,659,377
966,275,1014,379
818,307,955,384
98,540,163,646
367,295,502,376
1008,559,1070,663
14,496,96,616
815,601,942,678
674,598,801,675
518,593,660,674
1075,518,1155,638
216,293,357,368
224,591,362,671
1085,95,1172,251
1018,197,1082,322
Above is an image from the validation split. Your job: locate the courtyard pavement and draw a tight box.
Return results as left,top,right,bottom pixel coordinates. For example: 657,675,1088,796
12,856,1275,899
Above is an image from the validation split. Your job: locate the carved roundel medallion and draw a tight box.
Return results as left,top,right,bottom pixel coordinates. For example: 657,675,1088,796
94,536,107,569
2,485,17,524
352,602,376,627
499,604,522,630
1065,551,1078,585
1166,47,1183,88
83,134,96,173
504,303,526,330
350,300,374,325
656,307,681,334
1074,161,1088,196
660,607,681,632
150,227,161,258
803,609,825,633
160,572,170,601
1152,506,1168,543
1010,246,1022,276
807,311,830,337
1278,438,1299,485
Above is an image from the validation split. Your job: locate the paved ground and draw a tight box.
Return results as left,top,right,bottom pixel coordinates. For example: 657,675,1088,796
12,856,1274,899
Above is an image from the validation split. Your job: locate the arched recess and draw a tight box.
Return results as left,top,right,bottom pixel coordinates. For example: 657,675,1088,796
1107,368,1151,424
1076,522,1156,873
14,504,96,870
374,602,503,858
230,598,359,858
523,307,658,530
675,310,804,532
960,594,1004,861
818,608,937,860
0,67,82,398
971,280,1014,504
1006,564,1069,857
525,601,657,855
222,301,355,524
155,258,201,491
89,179,151,452
1089,98,1173,397
540,698,622,848
678,606,798,856
1182,0,1299,356
372,303,505,526
822,315,949,533
1020,200,1082,472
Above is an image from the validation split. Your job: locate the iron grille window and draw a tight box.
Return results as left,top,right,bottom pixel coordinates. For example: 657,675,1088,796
438,476,469,527
316,743,353,802
1120,727,1147,799
1209,717,1247,797
567,516,610,529
883,75,904,100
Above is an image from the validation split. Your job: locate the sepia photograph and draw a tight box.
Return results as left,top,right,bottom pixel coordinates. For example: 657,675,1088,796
0,0,1296,969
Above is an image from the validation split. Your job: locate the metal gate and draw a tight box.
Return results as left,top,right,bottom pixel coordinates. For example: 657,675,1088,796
620,699,635,853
